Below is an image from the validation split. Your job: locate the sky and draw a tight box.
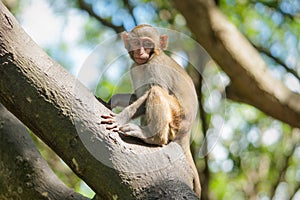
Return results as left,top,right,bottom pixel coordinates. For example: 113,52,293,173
19,0,91,76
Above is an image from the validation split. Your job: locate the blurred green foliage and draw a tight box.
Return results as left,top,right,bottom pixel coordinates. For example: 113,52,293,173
8,0,300,199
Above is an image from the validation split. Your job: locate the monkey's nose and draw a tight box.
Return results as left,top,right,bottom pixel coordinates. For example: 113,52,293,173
138,47,146,54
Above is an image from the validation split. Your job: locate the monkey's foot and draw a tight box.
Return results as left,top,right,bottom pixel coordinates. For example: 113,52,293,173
120,123,149,139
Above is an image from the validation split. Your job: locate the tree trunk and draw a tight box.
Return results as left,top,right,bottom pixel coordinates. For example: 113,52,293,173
0,104,89,200
0,2,198,199
173,0,300,128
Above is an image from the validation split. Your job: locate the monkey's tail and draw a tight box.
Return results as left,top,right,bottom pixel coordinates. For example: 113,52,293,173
186,147,201,198
179,133,201,198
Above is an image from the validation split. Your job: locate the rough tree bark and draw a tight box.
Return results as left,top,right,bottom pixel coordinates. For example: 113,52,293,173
0,104,89,200
0,2,198,200
173,0,300,128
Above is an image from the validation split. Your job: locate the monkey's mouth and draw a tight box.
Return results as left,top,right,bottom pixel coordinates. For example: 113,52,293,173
134,57,148,64
134,54,149,64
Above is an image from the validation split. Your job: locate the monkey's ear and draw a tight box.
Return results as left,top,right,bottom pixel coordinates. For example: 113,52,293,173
121,31,129,50
160,34,168,50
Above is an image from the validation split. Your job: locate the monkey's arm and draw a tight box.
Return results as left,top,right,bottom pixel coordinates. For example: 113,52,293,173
97,93,144,114
109,93,145,118
101,91,149,126
108,93,137,109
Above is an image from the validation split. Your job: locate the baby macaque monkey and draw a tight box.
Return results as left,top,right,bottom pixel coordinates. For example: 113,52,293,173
101,24,201,197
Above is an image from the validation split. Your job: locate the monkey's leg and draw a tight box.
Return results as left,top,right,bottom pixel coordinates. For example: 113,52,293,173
120,86,173,145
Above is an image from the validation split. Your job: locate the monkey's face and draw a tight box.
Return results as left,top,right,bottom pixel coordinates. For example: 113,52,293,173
122,25,168,64
127,37,155,65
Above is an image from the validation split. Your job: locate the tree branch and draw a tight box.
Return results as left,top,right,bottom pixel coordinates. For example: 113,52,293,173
173,0,300,128
0,2,198,199
0,104,89,200
270,145,297,197
270,128,300,199
291,183,300,200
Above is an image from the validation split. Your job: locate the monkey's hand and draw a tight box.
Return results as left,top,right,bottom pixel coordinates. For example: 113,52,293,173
100,113,120,132
100,114,145,137
100,112,130,132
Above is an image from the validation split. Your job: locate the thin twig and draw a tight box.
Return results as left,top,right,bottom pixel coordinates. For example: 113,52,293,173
254,44,300,82
123,0,138,26
77,0,125,33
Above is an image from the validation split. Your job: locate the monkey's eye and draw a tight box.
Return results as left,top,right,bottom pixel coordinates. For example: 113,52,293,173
128,39,141,49
142,40,154,49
